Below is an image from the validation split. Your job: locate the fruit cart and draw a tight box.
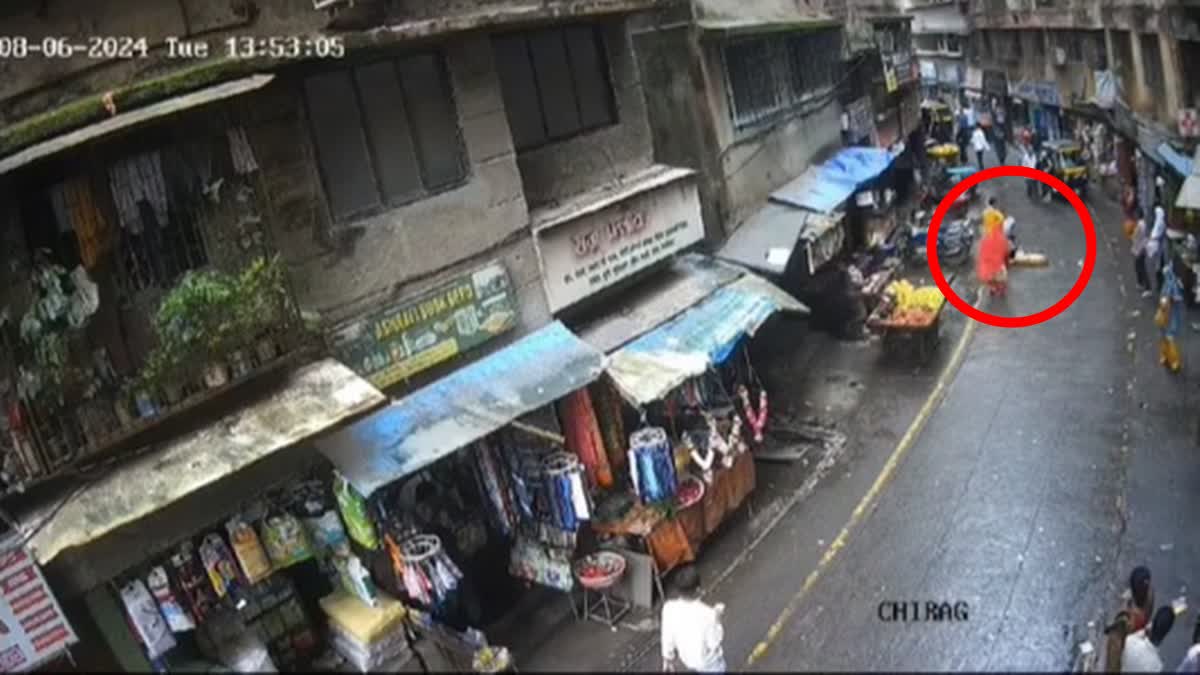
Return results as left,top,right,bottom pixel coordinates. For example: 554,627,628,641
867,281,947,362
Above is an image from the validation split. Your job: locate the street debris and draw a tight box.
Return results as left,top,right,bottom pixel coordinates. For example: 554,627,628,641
1161,543,1175,552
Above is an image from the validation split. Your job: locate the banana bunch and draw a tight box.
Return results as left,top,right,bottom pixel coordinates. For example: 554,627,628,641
886,281,945,315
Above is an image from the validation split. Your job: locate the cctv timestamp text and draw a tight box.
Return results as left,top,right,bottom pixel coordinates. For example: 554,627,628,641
224,36,346,60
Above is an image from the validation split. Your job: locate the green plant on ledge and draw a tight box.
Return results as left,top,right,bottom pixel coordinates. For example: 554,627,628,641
144,268,241,389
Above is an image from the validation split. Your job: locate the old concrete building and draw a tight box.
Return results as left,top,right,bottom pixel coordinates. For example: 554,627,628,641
904,0,969,100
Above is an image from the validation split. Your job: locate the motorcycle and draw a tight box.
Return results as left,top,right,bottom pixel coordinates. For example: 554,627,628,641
901,210,975,266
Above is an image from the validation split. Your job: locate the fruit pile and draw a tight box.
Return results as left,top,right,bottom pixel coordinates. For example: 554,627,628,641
885,280,945,326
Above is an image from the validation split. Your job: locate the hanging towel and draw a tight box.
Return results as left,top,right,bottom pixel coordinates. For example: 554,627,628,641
109,151,169,232
559,390,613,489
591,383,626,471
63,176,115,270
228,126,259,175
568,472,590,521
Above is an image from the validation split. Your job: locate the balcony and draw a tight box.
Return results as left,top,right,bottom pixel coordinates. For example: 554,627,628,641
0,124,315,496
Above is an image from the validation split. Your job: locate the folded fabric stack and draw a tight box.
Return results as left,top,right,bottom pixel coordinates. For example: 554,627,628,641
320,590,411,673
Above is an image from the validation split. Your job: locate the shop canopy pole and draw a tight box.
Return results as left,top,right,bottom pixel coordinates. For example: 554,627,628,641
458,404,565,446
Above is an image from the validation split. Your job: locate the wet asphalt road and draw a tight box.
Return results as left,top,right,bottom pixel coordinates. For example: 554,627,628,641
610,156,1200,673
743,163,1152,670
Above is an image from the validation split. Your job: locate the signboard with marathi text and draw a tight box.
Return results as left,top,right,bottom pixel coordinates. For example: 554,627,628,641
534,172,704,314
330,262,518,389
0,542,77,672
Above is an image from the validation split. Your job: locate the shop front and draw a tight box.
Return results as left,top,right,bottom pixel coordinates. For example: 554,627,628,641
1013,80,1065,142
11,358,393,673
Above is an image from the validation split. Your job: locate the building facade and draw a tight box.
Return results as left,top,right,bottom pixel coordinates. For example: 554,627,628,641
903,0,969,100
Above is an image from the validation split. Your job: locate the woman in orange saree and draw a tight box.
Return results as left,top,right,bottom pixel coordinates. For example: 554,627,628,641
976,227,1011,297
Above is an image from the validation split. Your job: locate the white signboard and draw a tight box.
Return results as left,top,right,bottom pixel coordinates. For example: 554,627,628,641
0,543,77,672
535,176,704,313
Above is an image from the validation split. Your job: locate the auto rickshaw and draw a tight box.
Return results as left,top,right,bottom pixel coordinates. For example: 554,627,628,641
922,142,977,213
1045,139,1089,198
921,100,955,143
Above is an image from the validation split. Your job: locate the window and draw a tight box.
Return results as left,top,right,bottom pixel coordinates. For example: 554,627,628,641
1082,31,1105,68
944,35,962,55
723,29,842,130
1140,33,1164,95
493,25,617,152
303,53,465,223
994,30,1017,61
915,35,940,52
1112,31,1133,90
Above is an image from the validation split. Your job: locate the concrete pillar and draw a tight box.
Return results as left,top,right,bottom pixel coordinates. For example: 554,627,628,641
1158,32,1183,125
1129,30,1147,110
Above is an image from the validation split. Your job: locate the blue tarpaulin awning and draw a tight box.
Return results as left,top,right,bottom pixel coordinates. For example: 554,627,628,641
317,321,605,497
1157,142,1194,179
769,146,897,214
606,274,808,406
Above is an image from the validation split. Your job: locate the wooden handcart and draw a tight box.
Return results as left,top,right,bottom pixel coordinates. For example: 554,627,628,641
867,295,945,363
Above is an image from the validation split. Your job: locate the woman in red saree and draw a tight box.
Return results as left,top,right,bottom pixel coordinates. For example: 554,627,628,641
977,227,1011,296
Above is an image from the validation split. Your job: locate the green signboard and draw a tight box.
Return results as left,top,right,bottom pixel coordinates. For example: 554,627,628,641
330,261,518,389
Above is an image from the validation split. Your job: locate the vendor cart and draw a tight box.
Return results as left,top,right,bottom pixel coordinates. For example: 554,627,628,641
867,293,945,362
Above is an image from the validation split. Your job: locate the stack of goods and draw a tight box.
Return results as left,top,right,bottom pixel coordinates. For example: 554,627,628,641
628,427,678,505
320,589,411,673
883,280,945,326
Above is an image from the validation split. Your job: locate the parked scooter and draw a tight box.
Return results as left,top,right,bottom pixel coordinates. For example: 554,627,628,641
902,210,975,266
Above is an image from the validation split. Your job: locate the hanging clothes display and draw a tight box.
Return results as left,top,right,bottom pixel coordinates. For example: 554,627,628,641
628,427,678,504
558,389,613,489
591,382,627,472
472,440,515,537
228,126,260,175
63,176,115,270
542,453,590,532
108,151,170,233
395,535,462,610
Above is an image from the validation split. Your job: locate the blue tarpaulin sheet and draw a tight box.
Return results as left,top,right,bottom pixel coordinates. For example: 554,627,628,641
317,321,605,497
770,146,897,213
1158,143,1194,179
605,274,807,405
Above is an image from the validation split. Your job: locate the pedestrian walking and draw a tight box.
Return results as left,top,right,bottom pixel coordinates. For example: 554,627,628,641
971,124,991,169
1022,144,1040,199
1176,617,1200,673
661,565,726,673
956,114,971,164
1156,259,1185,374
1129,566,1156,633
1148,205,1168,293
1121,607,1175,672
994,125,1008,165
982,196,1006,238
1132,208,1152,296
977,224,1011,297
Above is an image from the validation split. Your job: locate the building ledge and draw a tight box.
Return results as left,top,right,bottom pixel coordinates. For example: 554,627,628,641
530,164,696,234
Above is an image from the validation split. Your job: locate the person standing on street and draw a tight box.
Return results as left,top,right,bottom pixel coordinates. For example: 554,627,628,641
1122,607,1176,672
971,124,991,169
1129,566,1156,633
994,124,1009,165
982,196,1006,238
661,565,726,673
1156,258,1186,374
1148,205,1168,293
1132,208,1152,296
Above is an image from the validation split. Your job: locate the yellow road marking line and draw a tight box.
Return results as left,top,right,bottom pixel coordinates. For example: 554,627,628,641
746,290,983,667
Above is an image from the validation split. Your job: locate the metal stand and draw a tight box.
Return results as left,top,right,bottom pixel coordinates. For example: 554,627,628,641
580,586,631,627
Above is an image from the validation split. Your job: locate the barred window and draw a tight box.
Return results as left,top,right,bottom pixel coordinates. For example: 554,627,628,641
1141,34,1164,95
493,25,617,151
303,52,466,223
723,30,842,131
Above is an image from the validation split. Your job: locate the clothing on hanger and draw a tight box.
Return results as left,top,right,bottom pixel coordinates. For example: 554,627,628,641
109,151,170,233
228,126,260,175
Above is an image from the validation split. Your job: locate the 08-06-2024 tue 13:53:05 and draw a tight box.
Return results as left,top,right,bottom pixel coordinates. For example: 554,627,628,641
0,35,346,60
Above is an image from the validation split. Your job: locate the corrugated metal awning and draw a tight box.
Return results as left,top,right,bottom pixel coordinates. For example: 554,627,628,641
770,147,897,214
1157,142,1193,179
717,203,842,277
317,321,605,498
14,358,385,567
606,274,808,406
1177,176,1200,210
0,74,275,177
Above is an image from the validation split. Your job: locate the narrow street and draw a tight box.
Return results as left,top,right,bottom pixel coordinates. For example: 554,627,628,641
616,157,1200,672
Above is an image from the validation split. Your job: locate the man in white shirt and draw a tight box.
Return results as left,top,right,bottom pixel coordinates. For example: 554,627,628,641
661,565,726,673
971,125,991,169
1177,618,1200,672
1123,606,1175,672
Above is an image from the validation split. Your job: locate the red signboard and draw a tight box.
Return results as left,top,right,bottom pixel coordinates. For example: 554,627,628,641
0,543,77,672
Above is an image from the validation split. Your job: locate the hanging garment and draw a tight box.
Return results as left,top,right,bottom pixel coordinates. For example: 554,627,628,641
473,442,515,537
591,382,627,472
549,473,578,532
567,471,590,521
109,151,170,233
63,176,115,270
228,126,260,175
629,427,678,504
559,389,613,489
47,183,72,234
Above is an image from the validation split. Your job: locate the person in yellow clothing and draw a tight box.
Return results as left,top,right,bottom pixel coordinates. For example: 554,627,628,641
981,196,1005,237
